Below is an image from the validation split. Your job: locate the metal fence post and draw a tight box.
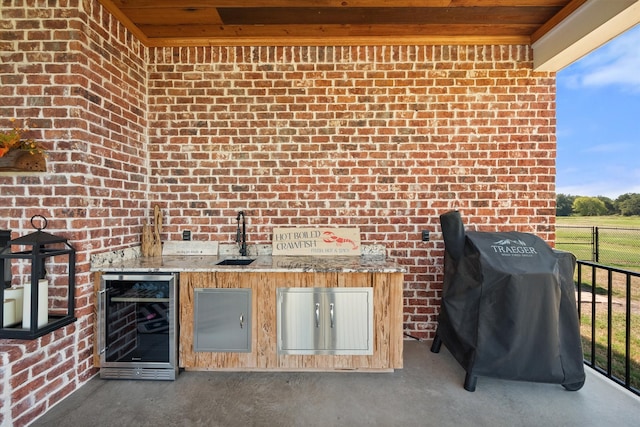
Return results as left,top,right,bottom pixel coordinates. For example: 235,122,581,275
593,226,599,263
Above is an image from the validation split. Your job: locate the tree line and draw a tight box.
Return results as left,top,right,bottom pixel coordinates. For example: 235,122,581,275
557,193,640,216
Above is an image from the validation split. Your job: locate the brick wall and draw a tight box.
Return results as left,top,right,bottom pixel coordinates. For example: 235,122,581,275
0,0,557,425
147,44,557,338
0,1,147,425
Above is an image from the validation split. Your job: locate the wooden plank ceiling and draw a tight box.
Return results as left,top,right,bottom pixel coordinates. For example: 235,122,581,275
97,0,585,47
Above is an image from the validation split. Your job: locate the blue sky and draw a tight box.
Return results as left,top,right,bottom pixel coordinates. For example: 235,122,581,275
556,24,640,199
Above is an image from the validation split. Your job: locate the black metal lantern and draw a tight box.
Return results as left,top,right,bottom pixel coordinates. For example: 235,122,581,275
0,229,10,287
0,215,76,339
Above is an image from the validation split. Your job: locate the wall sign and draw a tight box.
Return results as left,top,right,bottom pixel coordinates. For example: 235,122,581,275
272,227,361,256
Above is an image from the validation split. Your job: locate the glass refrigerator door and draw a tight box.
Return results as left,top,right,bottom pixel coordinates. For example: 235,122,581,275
104,277,172,364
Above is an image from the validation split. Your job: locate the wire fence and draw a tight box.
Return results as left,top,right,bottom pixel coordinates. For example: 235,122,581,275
556,226,640,271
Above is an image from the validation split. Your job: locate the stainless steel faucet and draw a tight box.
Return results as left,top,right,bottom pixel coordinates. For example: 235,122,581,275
236,211,247,256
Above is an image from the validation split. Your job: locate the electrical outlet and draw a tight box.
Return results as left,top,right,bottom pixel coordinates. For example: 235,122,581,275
182,230,191,241
421,230,430,242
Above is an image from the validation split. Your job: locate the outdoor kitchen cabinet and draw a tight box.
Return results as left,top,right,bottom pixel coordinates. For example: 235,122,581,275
179,271,403,371
179,271,257,369
193,288,251,353
277,288,373,355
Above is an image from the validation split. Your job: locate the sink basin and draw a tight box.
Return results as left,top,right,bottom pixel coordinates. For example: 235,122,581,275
216,258,256,266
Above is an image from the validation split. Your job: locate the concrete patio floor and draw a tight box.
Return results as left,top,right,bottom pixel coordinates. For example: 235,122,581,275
32,340,639,427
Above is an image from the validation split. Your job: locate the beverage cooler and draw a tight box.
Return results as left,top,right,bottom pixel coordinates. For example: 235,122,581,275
98,273,178,380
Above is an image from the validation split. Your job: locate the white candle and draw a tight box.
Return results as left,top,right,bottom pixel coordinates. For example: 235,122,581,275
4,287,23,324
3,298,15,327
23,279,48,328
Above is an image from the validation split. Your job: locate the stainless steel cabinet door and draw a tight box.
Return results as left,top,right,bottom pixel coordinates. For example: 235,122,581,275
277,288,373,355
194,288,251,352
329,290,371,352
278,289,323,352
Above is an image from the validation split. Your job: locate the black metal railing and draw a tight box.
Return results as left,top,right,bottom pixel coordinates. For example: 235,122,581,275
576,260,640,396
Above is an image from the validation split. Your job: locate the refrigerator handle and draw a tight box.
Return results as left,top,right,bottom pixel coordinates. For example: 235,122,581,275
98,288,107,355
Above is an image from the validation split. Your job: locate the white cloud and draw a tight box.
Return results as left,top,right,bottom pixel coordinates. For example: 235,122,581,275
563,25,640,92
557,165,640,198
557,182,640,199
585,142,633,153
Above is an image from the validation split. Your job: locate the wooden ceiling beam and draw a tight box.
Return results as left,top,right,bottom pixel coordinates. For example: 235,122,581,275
140,23,536,39
145,34,530,47
123,8,224,26
140,23,538,38
108,0,568,9
98,0,574,47
121,7,561,26
216,7,559,26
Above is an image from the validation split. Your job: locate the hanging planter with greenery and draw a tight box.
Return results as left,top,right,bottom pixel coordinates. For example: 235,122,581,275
0,119,47,172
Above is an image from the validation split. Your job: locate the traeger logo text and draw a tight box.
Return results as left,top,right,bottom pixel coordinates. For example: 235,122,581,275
490,239,538,257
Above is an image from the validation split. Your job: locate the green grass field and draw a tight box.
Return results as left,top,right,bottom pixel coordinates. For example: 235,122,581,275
556,215,640,227
556,216,640,270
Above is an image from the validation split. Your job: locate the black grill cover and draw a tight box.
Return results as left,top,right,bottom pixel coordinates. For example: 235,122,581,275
436,211,585,387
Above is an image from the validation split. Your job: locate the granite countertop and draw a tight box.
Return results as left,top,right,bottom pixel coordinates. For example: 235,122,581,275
91,255,405,273
90,245,406,274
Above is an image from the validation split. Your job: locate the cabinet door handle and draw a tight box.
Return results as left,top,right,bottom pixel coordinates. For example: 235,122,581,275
315,303,320,328
329,303,335,329
240,313,244,329
98,289,107,355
